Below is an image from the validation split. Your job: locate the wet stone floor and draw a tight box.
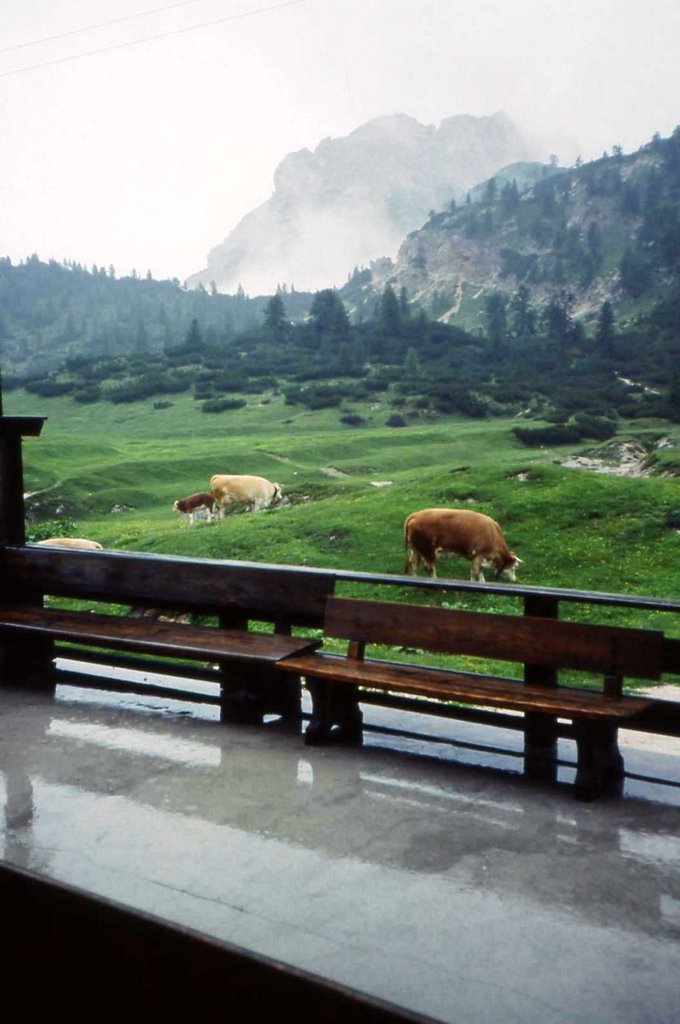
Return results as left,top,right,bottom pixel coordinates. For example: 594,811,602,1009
1,667,679,1024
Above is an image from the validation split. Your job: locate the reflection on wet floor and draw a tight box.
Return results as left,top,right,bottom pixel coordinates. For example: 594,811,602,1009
48,720,222,767
1,674,679,1024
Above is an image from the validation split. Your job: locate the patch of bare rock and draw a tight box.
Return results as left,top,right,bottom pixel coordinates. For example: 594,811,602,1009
559,438,674,477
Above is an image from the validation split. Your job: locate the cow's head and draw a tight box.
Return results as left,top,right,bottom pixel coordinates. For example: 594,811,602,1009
172,500,181,512
497,553,521,582
272,483,283,505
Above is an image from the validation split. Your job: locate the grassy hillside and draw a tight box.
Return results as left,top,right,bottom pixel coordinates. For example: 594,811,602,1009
8,386,679,639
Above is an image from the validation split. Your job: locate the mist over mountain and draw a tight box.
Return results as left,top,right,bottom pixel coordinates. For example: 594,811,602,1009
186,111,532,296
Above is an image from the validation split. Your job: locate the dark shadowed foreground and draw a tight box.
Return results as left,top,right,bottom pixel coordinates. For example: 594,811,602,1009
0,670,678,1024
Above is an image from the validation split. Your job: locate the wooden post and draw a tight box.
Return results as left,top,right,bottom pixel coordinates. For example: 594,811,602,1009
523,594,559,782
0,412,48,686
0,415,46,546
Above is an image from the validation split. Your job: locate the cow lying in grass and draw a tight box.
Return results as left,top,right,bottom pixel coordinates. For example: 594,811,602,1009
37,537,103,550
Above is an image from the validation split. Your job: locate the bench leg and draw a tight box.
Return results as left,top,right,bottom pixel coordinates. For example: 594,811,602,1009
332,685,363,745
304,679,333,745
219,664,268,725
304,681,363,747
523,712,558,783
220,663,302,726
574,722,625,801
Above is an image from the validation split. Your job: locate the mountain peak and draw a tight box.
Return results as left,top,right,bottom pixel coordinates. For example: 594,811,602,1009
187,111,532,296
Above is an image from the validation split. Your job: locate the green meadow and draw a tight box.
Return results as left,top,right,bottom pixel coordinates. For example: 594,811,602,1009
7,386,680,640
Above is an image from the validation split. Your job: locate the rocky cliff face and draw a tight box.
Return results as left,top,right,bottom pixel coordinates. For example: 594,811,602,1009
187,111,531,296
361,143,673,330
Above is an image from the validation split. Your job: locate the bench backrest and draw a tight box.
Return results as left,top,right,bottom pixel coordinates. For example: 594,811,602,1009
0,546,335,627
324,597,665,681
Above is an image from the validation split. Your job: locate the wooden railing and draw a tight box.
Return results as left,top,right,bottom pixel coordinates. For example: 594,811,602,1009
1,412,678,748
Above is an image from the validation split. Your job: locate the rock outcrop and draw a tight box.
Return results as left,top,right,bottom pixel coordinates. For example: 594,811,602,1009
187,111,531,296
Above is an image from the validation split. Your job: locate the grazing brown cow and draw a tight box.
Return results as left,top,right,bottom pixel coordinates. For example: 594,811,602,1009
172,491,217,525
404,508,521,581
37,537,103,550
210,474,282,517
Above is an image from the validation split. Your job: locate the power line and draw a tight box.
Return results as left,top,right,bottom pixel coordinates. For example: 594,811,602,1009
0,0,214,56
0,0,312,79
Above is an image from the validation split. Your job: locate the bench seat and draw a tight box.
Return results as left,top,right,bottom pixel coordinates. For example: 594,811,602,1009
0,605,321,665
279,653,652,721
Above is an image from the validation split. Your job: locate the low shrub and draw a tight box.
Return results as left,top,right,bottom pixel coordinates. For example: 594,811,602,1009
73,384,102,403
201,397,247,413
572,412,617,440
513,424,583,446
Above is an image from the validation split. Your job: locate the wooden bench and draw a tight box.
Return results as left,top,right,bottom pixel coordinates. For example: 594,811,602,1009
278,596,674,800
0,544,333,724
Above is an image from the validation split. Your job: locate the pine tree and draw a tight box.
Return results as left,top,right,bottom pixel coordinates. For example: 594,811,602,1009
380,285,402,336
596,300,615,358
500,179,520,217
510,285,536,338
403,347,422,379
183,318,203,350
263,293,288,343
484,178,497,203
310,289,350,344
484,292,507,357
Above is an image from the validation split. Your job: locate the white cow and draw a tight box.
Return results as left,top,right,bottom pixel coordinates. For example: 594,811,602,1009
37,537,104,550
210,474,282,517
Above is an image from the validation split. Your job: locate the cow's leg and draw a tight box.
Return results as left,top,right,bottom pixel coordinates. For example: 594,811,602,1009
470,555,485,582
416,542,437,578
404,546,418,575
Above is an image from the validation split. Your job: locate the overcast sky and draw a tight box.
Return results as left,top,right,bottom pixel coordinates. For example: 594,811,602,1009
1,0,678,284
